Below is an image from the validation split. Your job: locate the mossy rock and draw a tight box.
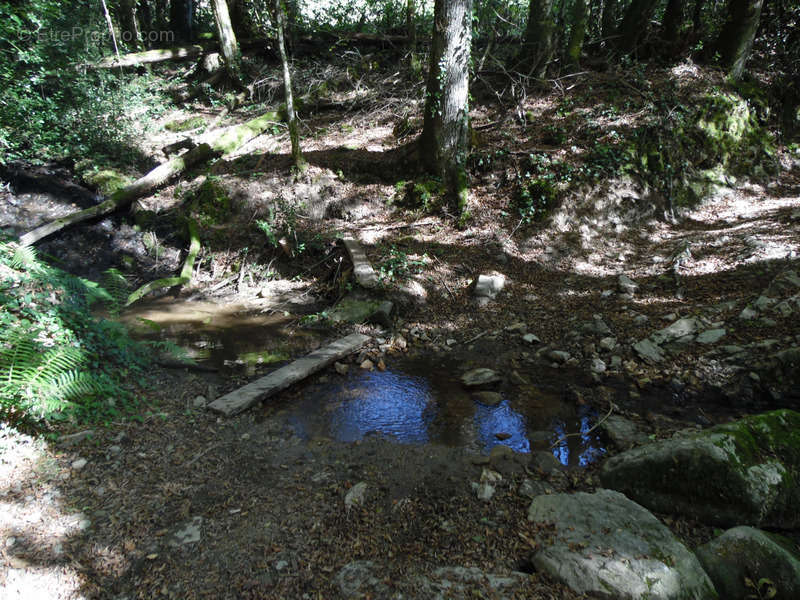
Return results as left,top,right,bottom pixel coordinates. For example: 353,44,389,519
164,116,207,133
189,178,233,230
327,295,392,326
600,409,800,527
392,178,444,213
83,169,131,195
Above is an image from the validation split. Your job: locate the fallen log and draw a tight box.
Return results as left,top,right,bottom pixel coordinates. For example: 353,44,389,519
94,44,208,68
208,333,370,416
18,110,279,247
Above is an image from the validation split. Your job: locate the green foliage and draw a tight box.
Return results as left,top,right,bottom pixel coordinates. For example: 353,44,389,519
255,195,319,256
0,238,161,426
0,1,168,165
515,177,558,223
392,178,444,213
377,245,427,282
745,577,777,600
164,116,207,133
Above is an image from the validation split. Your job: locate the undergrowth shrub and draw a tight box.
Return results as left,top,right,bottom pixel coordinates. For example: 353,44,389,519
0,239,175,427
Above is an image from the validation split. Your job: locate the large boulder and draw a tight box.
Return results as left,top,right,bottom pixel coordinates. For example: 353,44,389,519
527,490,716,600
696,526,800,600
600,410,800,528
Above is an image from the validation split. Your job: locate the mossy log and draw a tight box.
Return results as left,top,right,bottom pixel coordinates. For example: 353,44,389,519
18,110,279,247
94,44,208,68
125,218,200,306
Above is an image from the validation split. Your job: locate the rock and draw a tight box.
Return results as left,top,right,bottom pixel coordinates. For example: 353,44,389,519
581,314,612,335
766,270,800,297
334,362,349,375
696,328,726,344
71,458,87,471
344,482,368,510
518,478,555,499
618,274,639,295
471,272,506,306
600,410,800,527
489,445,514,464
360,359,374,370
58,430,94,446
527,490,717,600
633,338,665,364
472,468,502,502
590,358,606,374
472,391,503,406
530,451,561,474
650,317,699,345
192,395,207,408
739,306,758,320
461,368,502,388
599,337,617,352
696,526,800,600
370,300,395,327
601,415,649,449
633,314,650,325
495,432,512,440
545,350,570,364
522,333,540,344
170,516,202,546
394,335,408,350
335,561,389,598
328,295,391,325
415,567,528,599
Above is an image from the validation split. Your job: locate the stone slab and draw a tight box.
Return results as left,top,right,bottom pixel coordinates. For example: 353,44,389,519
342,238,380,289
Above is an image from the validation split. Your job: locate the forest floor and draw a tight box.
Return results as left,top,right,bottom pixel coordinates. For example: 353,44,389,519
2,57,800,599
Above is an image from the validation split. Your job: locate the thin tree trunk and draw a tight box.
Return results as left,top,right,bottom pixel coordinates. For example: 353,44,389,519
521,0,556,77
116,0,141,50
662,0,684,42
407,0,416,52
100,0,122,61
713,0,764,79
273,0,305,170
169,0,193,42
617,0,660,54
565,0,588,68
211,0,242,82
419,0,473,213
692,0,704,34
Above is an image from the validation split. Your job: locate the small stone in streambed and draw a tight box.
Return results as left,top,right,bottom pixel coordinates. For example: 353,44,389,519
473,391,503,406
461,368,502,388
495,432,512,440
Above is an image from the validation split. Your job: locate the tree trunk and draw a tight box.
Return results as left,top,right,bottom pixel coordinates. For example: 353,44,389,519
407,0,416,52
169,0,193,42
601,0,618,40
692,0,704,33
662,0,684,42
565,0,588,68
713,0,764,79
211,0,242,82
229,0,254,39
521,0,556,77
617,0,660,54
138,0,153,47
419,0,472,213
273,0,305,170
116,0,141,50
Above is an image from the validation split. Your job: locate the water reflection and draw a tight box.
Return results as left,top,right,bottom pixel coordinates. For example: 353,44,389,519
551,407,607,467
280,360,606,467
328,370,435,443
475,400,530,453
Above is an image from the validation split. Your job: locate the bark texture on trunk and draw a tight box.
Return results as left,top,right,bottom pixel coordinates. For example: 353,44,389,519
617,0,659,53
420,0,472,212
565,0,588,68
601,0,618,40
521,0,556,77
273,0,304,170
212,0,242,82
714,0,764,79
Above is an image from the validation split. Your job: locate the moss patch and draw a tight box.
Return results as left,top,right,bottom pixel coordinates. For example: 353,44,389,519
164,116,207,133
83,169,132,195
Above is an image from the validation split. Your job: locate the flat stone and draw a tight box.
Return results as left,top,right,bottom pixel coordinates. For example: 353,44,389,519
342,238,379,289
601,415,649,449
650,317,700,345
519,478,555,499
461,368,502,388
473,391,503,406
71,458,87,471
696,328,726,344
546,350,570,364
633,338,665,364
618,274,639,295
599,337,617,351
522,333,540,344
696,526,800,599
344,482,368,510
527,490,716,600
471,272,506,301
170,516,203,546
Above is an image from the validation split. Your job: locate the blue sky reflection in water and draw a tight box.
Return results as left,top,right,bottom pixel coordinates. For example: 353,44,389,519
327,370,435,443
286,362,605,466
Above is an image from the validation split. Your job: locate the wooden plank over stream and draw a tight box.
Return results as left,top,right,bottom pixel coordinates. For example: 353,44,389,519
207,333,371,417
342,238,380,289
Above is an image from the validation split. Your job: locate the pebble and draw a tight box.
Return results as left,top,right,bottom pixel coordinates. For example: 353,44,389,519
71,458,88,471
